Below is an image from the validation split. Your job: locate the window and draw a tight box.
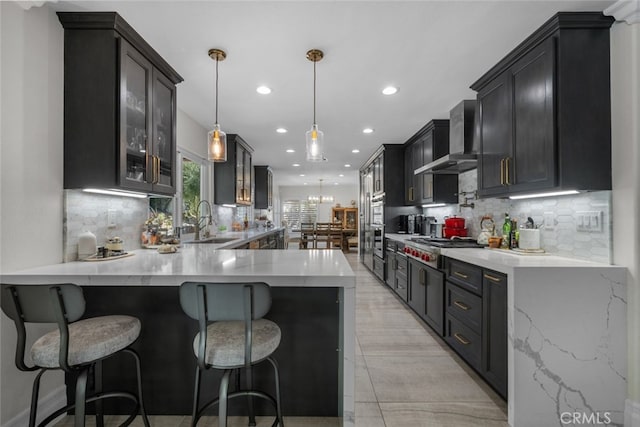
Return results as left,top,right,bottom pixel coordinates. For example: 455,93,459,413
181,157,202,233
282,200,317,230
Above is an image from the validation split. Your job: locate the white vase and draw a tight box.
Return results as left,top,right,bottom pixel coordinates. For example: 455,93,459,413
78,231,97,260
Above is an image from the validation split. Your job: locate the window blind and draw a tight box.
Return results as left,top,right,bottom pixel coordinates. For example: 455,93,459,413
282,200,317,230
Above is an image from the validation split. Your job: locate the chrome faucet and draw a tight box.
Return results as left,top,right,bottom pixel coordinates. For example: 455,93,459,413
193,200,213,241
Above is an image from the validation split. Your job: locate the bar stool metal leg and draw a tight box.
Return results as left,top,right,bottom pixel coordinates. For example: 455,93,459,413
29,369,46,427
218,370,232,427
74,369,89,427
191,366,202,427
246,366,256,427
125,348,151,427
94,361,104,427
267,357,284,427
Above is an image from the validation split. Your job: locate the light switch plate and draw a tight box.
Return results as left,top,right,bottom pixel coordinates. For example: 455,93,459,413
576,210,602,232
544,212,555,230
107,209,117,228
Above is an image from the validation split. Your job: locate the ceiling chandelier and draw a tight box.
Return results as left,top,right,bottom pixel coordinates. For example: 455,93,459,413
308,178,334,204
305,49,325,162
207,48,227,162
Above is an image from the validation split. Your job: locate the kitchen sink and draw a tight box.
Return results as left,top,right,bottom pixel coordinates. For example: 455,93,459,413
187,237,239,244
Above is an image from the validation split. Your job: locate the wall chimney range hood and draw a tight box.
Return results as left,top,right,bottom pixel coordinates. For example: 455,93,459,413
415,100,477,175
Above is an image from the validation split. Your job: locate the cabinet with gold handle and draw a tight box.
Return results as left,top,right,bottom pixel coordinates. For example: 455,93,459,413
453,301,470,311
408,187,414,202
504,157,511,185
454,333,470,345
484,273,503,283
453,271,469,280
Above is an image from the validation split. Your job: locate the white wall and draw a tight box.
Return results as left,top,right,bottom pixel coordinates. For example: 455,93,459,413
177,108,208,160
610,16,640,424
278,184,359,223
0,2,65,424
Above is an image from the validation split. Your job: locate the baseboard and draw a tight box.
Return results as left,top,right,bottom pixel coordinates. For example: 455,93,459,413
3,385,66,427
627,399,640,427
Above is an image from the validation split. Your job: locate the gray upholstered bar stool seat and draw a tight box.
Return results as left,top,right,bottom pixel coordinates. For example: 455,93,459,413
1,283,150,427
180,282,284,427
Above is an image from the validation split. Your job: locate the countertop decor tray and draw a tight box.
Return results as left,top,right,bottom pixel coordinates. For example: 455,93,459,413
83,252,135,262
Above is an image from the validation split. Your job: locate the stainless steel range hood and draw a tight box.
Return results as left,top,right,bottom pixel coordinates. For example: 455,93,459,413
415,100,477,175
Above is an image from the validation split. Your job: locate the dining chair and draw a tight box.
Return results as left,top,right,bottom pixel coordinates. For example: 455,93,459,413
299,223,315,249
314,223,331,249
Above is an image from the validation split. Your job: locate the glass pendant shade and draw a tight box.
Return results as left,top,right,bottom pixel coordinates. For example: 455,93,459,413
305,123,325,162
208,124,227,162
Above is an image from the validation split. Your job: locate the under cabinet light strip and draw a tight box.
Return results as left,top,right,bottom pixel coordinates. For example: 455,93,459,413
422,203,446,208
83,188,148,199
508,190,580,200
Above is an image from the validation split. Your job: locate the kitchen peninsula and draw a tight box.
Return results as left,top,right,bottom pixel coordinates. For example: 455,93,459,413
2,247,356,426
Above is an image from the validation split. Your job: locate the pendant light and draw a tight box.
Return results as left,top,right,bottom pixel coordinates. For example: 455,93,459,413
208,48,227,162
305,49,325,162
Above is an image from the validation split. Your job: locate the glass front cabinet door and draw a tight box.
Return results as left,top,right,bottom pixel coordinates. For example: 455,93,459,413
120,40,177,195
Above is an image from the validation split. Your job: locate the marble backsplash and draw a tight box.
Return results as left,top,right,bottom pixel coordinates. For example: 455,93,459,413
63,190,148,262
424,170,612,264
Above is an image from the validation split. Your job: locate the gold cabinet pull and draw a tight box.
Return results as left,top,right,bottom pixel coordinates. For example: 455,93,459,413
500,158,505,185
505,157,511,185
155,156,161,183
409,187,414,201
453,301,470,311
484,273,503,283
453,271,469,280
454,333,470,345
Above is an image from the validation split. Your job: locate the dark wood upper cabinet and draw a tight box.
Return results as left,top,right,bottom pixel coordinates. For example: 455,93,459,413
58,12,183,196
254,166,273,210
214,134,253,206
472,12,614,198
404,120,458,206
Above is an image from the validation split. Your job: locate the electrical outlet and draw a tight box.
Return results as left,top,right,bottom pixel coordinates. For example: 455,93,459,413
576,210,602,232
544,212,555,230
107,209,117,228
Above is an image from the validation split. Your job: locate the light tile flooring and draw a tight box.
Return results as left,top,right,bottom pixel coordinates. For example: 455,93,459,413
56,251,507,427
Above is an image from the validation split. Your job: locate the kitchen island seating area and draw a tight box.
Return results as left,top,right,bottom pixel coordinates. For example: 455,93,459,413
1,283,150,427
179,282,284,427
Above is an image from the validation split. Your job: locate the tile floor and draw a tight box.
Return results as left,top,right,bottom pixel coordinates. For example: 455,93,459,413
55,251,507,427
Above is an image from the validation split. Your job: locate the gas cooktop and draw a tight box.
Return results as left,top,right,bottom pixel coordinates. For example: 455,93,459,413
409,237,484,248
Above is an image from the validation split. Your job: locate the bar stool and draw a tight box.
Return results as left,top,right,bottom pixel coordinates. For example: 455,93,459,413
179,282,284,427
0,283,150,427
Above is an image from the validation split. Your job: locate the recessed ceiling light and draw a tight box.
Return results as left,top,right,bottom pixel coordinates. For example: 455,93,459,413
256,86,272,94
334,182,339,185
300,174,305,177
339,174,344,177
286,149,295,153
362,128,374,134
292,163,300,167
352,149,360,153
344,164,351,168
277,128,288,134
382,86,398,95
304,182,308,185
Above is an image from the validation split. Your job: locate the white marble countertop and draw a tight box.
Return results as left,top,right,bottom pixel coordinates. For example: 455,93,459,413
1,247,355,288
181,227,284,249
385,233,620,273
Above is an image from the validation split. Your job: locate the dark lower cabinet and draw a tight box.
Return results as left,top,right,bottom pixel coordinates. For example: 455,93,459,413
482,271,507,398
443,257,507,399
395,255,408,302
373,255,385,281
385,250,396,288
408,259,426,319
423,266,444,336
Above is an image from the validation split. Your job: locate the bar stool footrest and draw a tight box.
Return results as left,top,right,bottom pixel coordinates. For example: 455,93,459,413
195,390,280,426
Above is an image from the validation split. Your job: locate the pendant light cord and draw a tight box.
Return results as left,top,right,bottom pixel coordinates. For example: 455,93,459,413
215,58,219,124
313,60,316,125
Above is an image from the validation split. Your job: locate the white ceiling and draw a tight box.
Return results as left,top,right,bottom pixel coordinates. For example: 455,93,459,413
51,0,615,188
